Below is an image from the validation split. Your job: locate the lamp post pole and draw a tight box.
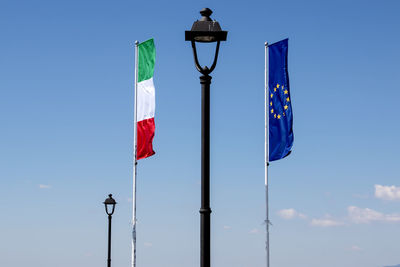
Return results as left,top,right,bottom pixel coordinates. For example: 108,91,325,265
107,213,112,267
185,8,227,267
103,194,117,267
200,73,211,267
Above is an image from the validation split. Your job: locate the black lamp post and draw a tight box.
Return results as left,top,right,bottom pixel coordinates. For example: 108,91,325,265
103,194,117,267
185,8,227,267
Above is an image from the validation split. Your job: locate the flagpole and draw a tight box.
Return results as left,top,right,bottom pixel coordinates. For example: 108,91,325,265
264,41,270,267
132,40,139,267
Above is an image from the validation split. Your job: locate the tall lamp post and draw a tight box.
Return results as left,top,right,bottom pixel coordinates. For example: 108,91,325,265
185,8,227,267
103,194,117,267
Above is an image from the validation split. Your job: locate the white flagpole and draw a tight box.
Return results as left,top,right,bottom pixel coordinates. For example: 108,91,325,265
132,40,139,267
264,41,270,267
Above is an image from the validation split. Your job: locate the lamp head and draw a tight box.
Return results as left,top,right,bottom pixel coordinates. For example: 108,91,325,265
185,8,227,43
103,194,117,216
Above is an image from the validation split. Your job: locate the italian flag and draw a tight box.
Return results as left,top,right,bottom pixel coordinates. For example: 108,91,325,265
136,39,156,160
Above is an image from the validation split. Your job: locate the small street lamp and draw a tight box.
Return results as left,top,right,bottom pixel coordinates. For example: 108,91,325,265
185,8,227,267
103,194,117,267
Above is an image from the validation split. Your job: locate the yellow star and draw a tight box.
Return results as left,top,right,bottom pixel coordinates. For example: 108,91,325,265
284,105,288,110
277,114,281,119
274,114,276,118
284,90,288,94
283,112,286,116
277,84,280,88
274,88,276,92
282,85,284,89
271,109,274,114
270,93,273,98
286,97,290,102
270,101,272,106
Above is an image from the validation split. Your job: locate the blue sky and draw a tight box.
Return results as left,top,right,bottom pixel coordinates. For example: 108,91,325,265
1,0,400,267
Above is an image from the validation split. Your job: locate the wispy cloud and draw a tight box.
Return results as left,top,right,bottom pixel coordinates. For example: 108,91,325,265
348,206,400,224
349,245,362,251
298,213,307,219
277,208,307,220
144,242,153,247
310,217,345,227
278,208,296,219
249,228,260,234
310,206,400,227
375,185,400,201
223,225,231,230
39,184,51,189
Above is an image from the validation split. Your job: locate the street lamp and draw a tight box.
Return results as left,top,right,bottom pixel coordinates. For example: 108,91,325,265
185,8,227,267
103,194,117,267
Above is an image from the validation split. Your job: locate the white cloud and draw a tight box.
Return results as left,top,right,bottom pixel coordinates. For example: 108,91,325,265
350,245,362,251
249,228,260,234
375,185,400,201
223,225,231,230
310,217,344,227
384,213,400,222
39,184,51,189
298,213,307,219
348,206,382,224
278,208,307,220
309,205,400,228
348,206,400,224
278,209,297,219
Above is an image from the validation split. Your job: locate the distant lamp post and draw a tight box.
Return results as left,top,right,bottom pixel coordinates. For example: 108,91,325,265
103,194,117,267
185,8,227,267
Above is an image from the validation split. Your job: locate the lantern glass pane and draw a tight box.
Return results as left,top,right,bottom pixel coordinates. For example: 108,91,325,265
194,36,216,42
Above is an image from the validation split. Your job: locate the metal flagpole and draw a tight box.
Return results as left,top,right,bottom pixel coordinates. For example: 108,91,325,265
264,41,270,267
132,40,139,267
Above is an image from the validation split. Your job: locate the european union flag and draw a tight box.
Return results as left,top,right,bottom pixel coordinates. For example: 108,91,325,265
268,39,293,161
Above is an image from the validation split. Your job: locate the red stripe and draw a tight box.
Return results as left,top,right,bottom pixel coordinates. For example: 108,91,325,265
137,118,155,160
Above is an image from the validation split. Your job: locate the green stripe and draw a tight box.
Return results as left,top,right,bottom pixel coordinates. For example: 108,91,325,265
138,39,155,83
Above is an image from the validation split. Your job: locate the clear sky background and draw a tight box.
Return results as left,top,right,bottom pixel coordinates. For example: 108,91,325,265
1,0,400,267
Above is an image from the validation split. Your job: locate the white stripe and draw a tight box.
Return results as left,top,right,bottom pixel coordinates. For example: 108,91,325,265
137,77,155,121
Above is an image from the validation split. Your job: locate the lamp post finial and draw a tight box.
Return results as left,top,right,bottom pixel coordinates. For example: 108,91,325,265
200,8,213,21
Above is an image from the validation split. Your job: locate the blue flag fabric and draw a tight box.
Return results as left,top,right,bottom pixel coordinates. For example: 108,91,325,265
268,39,293,161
